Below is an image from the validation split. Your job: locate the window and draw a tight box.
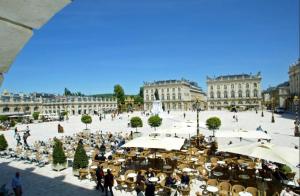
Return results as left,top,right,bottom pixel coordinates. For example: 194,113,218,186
151,95,154,101
217,91,221,98
146,95,149,101
146,90,148,93
253,89,258,97
161,94,165,100
238,90,242,98
210,92,214,99
254,83,257,88
217,85,220,89
167,94,170,100
167,88,169,92
246,83,249,88
224,91,228,98
238,84,241,89
172,88,175,92
178,88,181,92
172,93,176,100
231,91,235,98
151,89,153,93
178,93,181,100
161,89,164,93
224,85,227,90
231,84,234,89
246,90,250,97
210,86,213,90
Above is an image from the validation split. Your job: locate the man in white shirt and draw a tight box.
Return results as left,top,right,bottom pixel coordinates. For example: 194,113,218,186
280,187,300,196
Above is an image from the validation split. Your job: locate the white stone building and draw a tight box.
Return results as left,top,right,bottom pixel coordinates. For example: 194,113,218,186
288,60,300,112
143,79,206,111
0,90,117,116
207,73,262,110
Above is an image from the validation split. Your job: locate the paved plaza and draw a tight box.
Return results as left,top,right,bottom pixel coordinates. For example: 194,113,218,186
0,110,299,195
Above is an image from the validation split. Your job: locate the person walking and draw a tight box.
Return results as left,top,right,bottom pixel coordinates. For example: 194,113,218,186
104,169,114,196
96,166,104,192
11,172,22,196
14,128,22,146
22,132,29,149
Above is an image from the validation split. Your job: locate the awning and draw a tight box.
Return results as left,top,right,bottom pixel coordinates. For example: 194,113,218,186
0,0,71,84
122,136,186,151
215,130,271,140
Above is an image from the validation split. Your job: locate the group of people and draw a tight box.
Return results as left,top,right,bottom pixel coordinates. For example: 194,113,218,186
14,126,31,149
95,166,114,196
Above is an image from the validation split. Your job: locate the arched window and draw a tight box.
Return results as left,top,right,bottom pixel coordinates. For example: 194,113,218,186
167,94,170,100
231,84,234,89
224,91,228,98
238,84,241,89
238,90,243,98
217,91,221,98
254,83,257,88
253,89,258,97
231,91,235,98
246,83,249,88
246,90,250,97
161,94,165,100
172,93,176,100
224,85,227,90
146,95,149,101
3,107,9,113
210,92,214,99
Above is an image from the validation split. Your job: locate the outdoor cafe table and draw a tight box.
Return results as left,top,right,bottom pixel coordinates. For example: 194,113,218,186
217,161,226,165
206,185,218,195
127,173,137,178
90,165,97,170
149,177,159,183
213,171,223,177
182,168,193,173
117,158,126,162
190,157,198,162
198,150,204,154
239,192,252,196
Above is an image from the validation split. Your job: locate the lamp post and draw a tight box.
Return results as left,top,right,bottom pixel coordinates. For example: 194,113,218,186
261,100,264,117
294,96,299,137
271,97,275,123
195,100,200,136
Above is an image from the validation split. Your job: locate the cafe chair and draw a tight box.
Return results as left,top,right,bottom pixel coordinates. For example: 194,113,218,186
218,181,232,196
231,185,245,196
246,187,259,196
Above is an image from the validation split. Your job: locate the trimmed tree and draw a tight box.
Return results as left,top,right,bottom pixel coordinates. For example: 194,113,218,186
148,115,162,131
0,134,8,151
52,139,66,165
130,116,143,132
81,114,92,130
0,115,8,123
73,142,89,170
32,112,40,120
206,117,221,137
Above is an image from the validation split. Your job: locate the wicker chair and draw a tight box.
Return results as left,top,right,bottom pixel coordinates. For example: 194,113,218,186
246,187,259,196
207,179,218,186
231,185,245,196
218,181,232,196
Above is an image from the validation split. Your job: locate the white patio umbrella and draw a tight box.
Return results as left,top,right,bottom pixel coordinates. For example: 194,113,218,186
122,136,186,151
216,130,271,140
0,0,71,84
218,142,299,172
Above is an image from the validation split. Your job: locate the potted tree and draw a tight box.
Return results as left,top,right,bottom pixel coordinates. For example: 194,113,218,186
81,114,92,130
32,112,40,123
130,116,143,138
73,142,89,176
0,134,8,151
52,138,67,171
206,117,221,137
148,115,162,131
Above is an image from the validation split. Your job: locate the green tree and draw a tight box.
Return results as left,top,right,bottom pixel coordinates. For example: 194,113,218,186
148,115,162,130
81,115,92,130
52,139,66,165
0,115,8,123
0,134,8,151
134,95,144,105
32,112,40,120
73,142,89,169
114,84,125,105
130,116,143,132
139,87,144,98
206,117,221,137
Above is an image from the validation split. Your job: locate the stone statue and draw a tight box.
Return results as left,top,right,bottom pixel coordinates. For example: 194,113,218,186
154,89,159,100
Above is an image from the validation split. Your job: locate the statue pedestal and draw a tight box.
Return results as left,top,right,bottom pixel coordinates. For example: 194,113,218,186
151,100,163,115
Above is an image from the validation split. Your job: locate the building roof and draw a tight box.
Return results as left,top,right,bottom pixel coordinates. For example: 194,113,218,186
207,72,261,81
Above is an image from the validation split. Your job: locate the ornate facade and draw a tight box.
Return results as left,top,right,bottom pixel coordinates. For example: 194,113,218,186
207,73,262,110
0,90,117,116
143,79,207,111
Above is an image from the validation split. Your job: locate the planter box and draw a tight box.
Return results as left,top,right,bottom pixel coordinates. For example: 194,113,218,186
52,163,67,171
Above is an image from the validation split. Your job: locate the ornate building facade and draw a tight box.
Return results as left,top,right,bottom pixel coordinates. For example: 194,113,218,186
288,60,300,112
0,90,117,116
143,79,206,111
207,73,262,110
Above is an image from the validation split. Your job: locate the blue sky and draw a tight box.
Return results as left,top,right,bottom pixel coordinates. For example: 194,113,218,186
1,0,299,95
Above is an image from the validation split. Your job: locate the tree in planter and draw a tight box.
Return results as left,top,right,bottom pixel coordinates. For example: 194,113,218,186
0,115,8,123
52,139,66,165
81,115,92,130
0,134,8,151
130,116,143,132
206,117,221,137
148,115,162,131
73,143,89,170
32,112,40,120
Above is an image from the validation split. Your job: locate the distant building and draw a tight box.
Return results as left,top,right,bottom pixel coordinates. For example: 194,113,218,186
262,81,289,109
207,73,262,110
143,79,206,111
0,90,117,116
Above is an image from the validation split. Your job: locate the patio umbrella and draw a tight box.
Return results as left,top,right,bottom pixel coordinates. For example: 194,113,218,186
0,0,71,84
218,142,299,170
215,130,271,140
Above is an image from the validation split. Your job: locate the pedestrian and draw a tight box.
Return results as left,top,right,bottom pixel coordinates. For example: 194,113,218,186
14,128,22,146
23,132,29,149
183,113,186,119
104,169,114,196
11,172,22,196
96,165,104,192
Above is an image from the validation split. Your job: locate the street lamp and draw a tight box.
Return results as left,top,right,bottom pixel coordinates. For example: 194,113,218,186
261,100,264,117
294,96,299,137
195,100,201,136
271,97,275,123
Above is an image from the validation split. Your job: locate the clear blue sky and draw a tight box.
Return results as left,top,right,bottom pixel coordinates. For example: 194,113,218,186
1,0,299,95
